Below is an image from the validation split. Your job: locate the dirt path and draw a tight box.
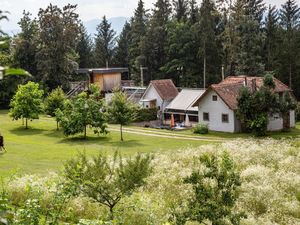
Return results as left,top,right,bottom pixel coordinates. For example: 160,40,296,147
109,126,227,142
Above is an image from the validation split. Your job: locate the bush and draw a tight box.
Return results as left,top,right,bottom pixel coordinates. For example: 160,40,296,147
134,108,157,122
193,123,208,134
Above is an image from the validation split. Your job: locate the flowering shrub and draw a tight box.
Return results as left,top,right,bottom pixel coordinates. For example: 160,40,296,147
3,139,300,225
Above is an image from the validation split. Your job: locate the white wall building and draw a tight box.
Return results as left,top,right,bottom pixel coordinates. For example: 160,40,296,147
193,76,296,133
139,79,178,112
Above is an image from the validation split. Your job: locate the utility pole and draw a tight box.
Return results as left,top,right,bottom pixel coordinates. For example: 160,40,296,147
140,66,148,87
203,56,206,89
106,60,109,68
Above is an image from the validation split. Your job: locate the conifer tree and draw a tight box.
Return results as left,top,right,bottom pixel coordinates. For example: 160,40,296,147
114,21,131,68
143,0,172,82
94,16,116,67
76,25,94,68
173,0,189,21
279,0,300,89
264,5,279,71
129,0,148,83
196,0,221,87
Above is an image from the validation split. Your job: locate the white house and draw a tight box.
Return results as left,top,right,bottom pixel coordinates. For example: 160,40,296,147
192,76,296,133
164,89,206,126
139,79,178,111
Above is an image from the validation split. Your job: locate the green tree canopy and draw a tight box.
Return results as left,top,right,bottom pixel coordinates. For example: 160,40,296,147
178,151,243,225
109,90,136,141
63,152,153,219
56,91,107,139
9,81,44,129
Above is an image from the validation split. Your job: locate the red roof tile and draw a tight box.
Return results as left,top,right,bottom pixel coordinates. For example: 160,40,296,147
150,79,178,101
193,76,292,110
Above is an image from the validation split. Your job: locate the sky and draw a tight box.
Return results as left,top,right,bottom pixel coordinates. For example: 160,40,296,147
0,0,287,34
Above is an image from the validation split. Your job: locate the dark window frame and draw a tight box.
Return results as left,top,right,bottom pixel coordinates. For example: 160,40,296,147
203,112,209,121
222,114,229,123
212,95,218,101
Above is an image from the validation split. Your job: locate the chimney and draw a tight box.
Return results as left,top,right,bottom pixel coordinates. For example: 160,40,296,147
251,78,257,92
243,77,247,86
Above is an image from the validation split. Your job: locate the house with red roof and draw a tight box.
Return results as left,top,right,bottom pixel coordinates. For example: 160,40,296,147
139,79,179,111
192,76,296,133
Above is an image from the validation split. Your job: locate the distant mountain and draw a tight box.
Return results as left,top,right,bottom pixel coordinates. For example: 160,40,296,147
83,17,129,37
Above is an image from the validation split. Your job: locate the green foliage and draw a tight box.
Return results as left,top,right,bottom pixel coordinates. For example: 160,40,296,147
179,151,244,225
9,81,44,129
63,152,153,219
56,92,108,139
134,107,157,122
36,4,81,89
193,123,209,134
94,16,116,67
13,198,41,225
263,72,276,89
236,74,295,136
109,91,136,141
12,11,38,78
45,87,65,130
44,87,65,117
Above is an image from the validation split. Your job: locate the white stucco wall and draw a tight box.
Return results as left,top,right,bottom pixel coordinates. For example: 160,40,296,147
267,113,283,131
140,84,166,110
198,90,236,133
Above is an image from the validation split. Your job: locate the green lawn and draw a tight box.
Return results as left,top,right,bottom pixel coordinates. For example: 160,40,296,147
125,122,300,139
0,110,210,178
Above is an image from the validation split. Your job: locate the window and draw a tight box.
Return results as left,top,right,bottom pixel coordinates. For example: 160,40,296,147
212,95,218,101
222,114,229,123
203,112,209,121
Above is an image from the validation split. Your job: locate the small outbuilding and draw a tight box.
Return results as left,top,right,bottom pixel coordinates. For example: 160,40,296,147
76,68,129,92
139,79,179,111
164,89,205,126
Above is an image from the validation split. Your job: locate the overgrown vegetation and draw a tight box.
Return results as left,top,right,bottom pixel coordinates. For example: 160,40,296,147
1,139,299,224
193,123,209,134
237,74,296,136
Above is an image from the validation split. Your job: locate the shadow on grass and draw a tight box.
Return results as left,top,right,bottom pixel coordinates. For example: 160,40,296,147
57,135,145,148
9,127,47,136
58,135,110,144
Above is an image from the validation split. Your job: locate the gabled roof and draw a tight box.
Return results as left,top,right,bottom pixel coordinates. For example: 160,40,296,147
192,76,292,110
166,89,205,112
76,68,128,74
144,79,178,101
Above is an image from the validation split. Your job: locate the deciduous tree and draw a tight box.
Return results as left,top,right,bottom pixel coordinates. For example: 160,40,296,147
9,81,44,129
63,152,152,219
109,90,136,141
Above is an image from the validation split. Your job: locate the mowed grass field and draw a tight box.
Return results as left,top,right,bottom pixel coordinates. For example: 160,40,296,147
0,110,210,178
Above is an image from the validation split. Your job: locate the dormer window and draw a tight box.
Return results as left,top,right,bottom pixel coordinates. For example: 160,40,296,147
212,95,218,101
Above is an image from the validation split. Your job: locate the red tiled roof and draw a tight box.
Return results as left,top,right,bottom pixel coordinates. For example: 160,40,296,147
150,79,179,101
193,76,292,110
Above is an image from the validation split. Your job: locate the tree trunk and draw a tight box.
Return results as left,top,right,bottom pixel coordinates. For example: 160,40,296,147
25,118,28,129
84,125,87,139
120,124,123,141
289,63,292,89
283,112,290,131
203,42,206,89
56,121,59,131
109,206,114,220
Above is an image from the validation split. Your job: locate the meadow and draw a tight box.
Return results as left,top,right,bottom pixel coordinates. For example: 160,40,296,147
4,139,300,225
0,110,211,177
